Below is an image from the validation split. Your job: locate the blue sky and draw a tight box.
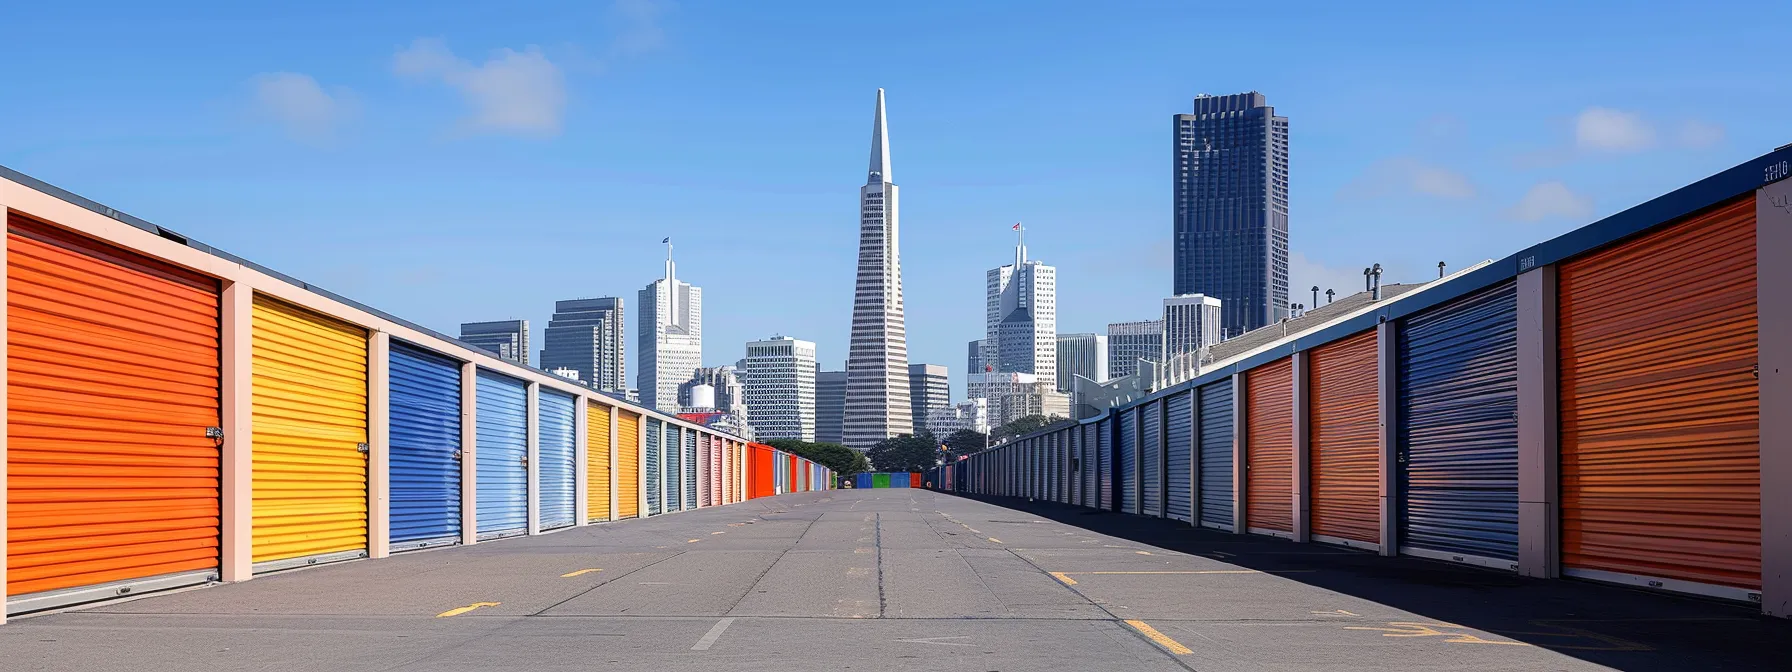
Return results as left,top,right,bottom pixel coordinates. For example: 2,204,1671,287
4,1,1786,398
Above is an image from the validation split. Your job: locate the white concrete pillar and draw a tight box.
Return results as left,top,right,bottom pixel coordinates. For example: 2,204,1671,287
1758,178,1792,617
525,382,540,534
367,331,390,559
1231,373,1248,534
1517,265,1560,579
220,280,254,582
574,397,589,526
1377,320,1398,557
459,362,478,546
1292,351,1311,544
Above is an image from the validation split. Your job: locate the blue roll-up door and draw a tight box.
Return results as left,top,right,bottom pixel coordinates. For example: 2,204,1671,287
537,390,577,530
475,370,528,538
1098,419,1114,510
856,472,872,489
1119,410,1137,513
388,342,461,550
645,418,662,515
1166,391,1194,523
1198,380,1235,530
1397,280,1520,566
683,428,698,510
1141,403,1162,517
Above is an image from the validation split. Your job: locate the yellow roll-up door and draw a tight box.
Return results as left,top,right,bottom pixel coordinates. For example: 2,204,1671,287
616,411,640,518
251,294,369,569
587,401,613,522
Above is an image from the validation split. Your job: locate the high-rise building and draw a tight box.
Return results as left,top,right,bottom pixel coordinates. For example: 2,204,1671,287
1107,320,1164,380
638,244,702,411
539,297,626,392
927,398,989,437
1055,333,1108,391
966,339,987,376
1174,91,1290,336
843,88,914,449
744,336,817,441
1162,294,1223,360
968,371,1070,428
907,364,949,434
984,230,1056,383
679,366,746,419
460,319,529,365
815,370,847,445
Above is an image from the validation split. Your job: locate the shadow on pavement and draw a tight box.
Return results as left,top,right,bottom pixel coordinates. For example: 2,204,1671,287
953,492,1783,672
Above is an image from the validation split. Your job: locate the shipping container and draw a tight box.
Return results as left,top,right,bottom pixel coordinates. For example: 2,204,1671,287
616,411,641,518
586,401,613,522
387,341,462,551
536,390,577,531
474,370,528,539
1246,358,1294,537
251,295,369,570
1309,330,1380,550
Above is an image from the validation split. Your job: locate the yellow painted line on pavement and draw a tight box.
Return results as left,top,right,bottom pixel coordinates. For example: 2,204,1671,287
1049,572,1078,586
688,539,702,543
436,602,500,618
711,531,725,535
987,537,1003,544
1135,551,1154,555
1125,620,1193,655
561,568,602,577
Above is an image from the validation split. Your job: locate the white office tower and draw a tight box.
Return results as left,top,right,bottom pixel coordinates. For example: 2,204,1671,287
1107,319,1164,380
637,244,702,411
1055,333,1108,391
745,336,818,441
927,398,990,437
1163,294,1223,359
843,88,914,449
984,228,1057,384
968,371,1071,428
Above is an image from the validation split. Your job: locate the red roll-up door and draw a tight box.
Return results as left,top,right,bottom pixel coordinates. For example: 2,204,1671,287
1309,330,1381,547
1559,196,1758,596
7,213,222,601
1246,358,1294,535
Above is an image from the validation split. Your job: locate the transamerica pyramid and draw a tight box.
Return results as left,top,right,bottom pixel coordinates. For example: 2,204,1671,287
842,88,914,450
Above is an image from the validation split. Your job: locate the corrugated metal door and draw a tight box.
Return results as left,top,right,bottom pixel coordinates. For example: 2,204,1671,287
536,390,577,530
1119,411,1137,513
1246,358,1294,536
645,418,662,515
586,402,612,522
1310,331,1381,548
1559,197,1758,595
251,295,369,569
698,435,711,506
387,341,461,551
474,370,528,538
6,216,222,602
616,411,640,518
684,429,698,509
1166,392,1193,523
1083,424,1097,507
1141,402,1163,517
1198,380,1235,530
668,425,685,509
873,473,890,489
1069,430,1081,505
1098,419,1113,510
1397,281,1519,566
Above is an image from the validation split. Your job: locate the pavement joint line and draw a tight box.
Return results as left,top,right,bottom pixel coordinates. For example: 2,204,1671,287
721,515,817,616
1124,619,1194,655
531,551,687,616
875,513,888,618
690,617,735,650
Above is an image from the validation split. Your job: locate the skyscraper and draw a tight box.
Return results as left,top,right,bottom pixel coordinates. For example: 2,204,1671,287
744,336,817,441
907,363,949,434
984,228,1056,384
1174,91,1289,336
539,297,626,391
678,366,746,418
460,319,529,365
1055,333,1108,390
815,370,847,445
843,88,914,449
1162,294,1223,361
637,243,702,411
966,339,987,377
1107,320,1164,380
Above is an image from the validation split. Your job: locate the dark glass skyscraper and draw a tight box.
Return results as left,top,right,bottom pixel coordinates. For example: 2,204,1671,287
1173,92,1289,336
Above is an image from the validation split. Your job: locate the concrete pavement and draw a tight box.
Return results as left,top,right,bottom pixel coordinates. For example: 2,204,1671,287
2,489,1780,671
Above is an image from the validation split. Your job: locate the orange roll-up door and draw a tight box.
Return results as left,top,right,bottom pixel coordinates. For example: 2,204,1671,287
7,214,221,602
586,401,612,522
1246,357,1294,535
1309,330,1380,547
616,411,640,519
1559,196,1758,596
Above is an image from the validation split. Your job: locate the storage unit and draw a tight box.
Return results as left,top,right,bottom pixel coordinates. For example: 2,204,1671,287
251,295,370,569
890,471,909,488
665,424,682,510
1198,380,1235,530
855,473,872,489
873,473,891,489
6,215,223,606
748,443,777,499
616,411,641,518
1558,197,1759,598
1246,358,1294,536
1166,391,1194,523
1119,410,1137,513
645,418,663,515
1097,418,1113,510
474,370,528,539
1397,281,1519,566
1141,402,1163,517
1082,424,1098,508
1309,330,1381,549
683,428,698,510
536,390,577,531
387,341,462,551
586,401,612,522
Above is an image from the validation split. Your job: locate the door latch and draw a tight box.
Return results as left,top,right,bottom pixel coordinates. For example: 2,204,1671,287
452,449,464,461
520,455,529,467
205,426,225,440
356,443,370,454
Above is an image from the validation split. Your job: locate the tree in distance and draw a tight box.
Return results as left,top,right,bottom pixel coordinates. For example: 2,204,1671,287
865,432,940,473
991,414,1073,442
763,439,868,476
941,429,987,460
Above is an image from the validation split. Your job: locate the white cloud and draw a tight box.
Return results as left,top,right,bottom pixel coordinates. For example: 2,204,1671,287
251,72,353,142
1508,181,1594,222
1575,107,1655,153
610,0,668,57
1290,252,1374,307
1678,120,1726,149
1340,157,1475,200
1409,163,1476,199
394,38,567,136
